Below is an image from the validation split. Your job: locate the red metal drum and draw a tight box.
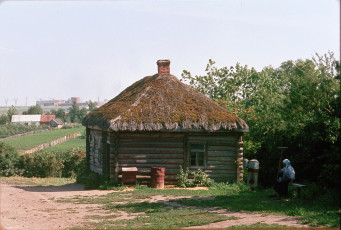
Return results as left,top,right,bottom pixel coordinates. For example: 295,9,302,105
151,167,165,189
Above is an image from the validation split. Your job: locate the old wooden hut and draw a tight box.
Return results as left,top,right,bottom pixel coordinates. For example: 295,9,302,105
82,60,249,185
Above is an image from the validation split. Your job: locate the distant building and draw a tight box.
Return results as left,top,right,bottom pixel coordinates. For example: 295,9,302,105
11,115,55,126
11,115,41,126
36,100,65,107
50,119,64,129
40,115,56,125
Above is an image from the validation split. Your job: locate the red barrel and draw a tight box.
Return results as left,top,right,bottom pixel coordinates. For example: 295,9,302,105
151,167,165,189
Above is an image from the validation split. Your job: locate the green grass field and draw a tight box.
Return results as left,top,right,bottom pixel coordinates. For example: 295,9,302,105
40,135,86,152
4,127,85,150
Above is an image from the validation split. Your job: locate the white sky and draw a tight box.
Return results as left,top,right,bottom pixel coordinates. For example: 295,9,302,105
0,0,339,106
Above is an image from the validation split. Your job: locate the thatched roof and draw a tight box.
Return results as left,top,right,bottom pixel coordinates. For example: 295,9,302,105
82,74,248,132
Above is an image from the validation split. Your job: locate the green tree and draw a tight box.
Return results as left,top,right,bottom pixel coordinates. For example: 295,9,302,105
182,52,340,188
7,106,18,122
68,101,87,123
68,101,80,123
51,108,65,120
87,100,97,111
0,114,9,125
26,105,43,115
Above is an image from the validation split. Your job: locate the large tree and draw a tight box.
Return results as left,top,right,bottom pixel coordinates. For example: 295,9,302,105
182,52,340,188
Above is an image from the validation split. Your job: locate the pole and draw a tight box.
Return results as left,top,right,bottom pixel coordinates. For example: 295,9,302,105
276,147,287,180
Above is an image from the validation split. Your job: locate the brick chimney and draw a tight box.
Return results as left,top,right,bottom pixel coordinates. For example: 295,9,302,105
157,60,170,74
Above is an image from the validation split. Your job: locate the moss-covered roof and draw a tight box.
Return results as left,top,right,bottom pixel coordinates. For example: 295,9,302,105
82,74,248,132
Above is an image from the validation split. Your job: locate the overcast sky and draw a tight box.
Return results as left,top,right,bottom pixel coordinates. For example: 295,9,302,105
0,0,339,106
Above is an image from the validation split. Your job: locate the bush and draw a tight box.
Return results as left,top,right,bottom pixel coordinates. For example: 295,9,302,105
17,149,86,178
177,166,194,187
177,167,214,188
19,152,64,178
0,142,22,176
192,169,213,187
0,124,48,138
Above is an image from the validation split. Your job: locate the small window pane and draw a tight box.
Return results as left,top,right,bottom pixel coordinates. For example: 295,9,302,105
191,144,204,151
190,143,205,166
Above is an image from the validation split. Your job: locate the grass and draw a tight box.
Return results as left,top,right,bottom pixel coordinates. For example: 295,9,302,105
229,222,288,228
4,126,85,150
40,135,86,152
2,177,340,228
59,183,340,228
0,176,76,186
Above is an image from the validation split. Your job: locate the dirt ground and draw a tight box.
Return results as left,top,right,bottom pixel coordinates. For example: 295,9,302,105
0,182,310,229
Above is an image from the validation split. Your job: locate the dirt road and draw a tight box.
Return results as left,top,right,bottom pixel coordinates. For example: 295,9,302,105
0,182,309,229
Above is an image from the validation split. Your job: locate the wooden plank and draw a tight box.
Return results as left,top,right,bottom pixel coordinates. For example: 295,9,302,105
203,169,237,174
119,153,184,159
207,160,235,165
119,159,184,164
207,165,235,169
119,133,184,138
207,156,236,161
119,147,184,152
207,146,237,151
207,150,236,156
188,136,237,141
118,149,184,154
119,143,184,148
119,163,181,169
119,137,184,143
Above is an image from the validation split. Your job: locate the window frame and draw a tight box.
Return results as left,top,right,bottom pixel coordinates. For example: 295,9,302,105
188,141,207,168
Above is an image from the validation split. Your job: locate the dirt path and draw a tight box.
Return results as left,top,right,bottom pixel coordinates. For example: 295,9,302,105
0,182,310,229
0,182,113,230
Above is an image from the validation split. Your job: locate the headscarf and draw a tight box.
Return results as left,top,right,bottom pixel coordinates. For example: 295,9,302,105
283,159,291,168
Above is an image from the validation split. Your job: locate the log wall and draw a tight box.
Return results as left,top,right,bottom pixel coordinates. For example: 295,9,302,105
187,133,238,182
87,129,244,185
110,132,185,185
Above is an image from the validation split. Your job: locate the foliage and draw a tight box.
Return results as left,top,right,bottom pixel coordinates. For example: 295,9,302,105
51,108,66,120
23,105,43,115
87,100,97,111
0,124,48,138
177,167,214,187
68,101,87,123
17,149,86,178
181,52,340,188
19,152,64,177
177,166,194,187
192,169,214,187
7,105,18,122
0,114,9,125
0,142,22,176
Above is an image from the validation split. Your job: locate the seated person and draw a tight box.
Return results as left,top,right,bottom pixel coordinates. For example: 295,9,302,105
272,159,295,199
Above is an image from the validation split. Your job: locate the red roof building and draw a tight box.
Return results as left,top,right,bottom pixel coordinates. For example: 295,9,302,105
40,115,55,125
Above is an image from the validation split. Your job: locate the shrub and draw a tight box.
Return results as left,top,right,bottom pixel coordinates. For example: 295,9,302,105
0,124,48,138
192,169,213,187
19,152,64,178
0,142,22,176
177,166,194,187
18,149,86,178
177,167,214,188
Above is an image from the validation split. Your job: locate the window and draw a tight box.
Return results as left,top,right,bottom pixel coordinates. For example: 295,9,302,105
190,143,205,166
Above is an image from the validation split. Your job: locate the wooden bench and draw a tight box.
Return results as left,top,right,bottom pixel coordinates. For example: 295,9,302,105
290,183,308,198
